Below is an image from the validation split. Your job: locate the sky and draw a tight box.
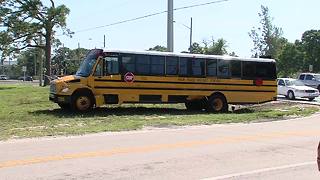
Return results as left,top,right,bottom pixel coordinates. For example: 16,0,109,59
54,0,320,57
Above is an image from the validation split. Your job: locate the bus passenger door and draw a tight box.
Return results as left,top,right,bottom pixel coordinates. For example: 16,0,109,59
93,56,121,105
91,56,121,83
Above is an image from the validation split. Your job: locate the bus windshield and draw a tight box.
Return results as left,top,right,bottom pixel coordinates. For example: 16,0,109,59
76,49,103,77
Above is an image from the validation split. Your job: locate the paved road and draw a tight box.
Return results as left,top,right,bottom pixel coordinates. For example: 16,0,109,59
0,80,39,85
1,114,320,180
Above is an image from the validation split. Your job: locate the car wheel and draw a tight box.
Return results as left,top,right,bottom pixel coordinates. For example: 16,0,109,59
317,85,320,91
308,98,315,101
287,91,295,100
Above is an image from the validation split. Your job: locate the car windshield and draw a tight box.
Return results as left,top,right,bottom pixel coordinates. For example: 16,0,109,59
286,80,305,86
76,49,103,77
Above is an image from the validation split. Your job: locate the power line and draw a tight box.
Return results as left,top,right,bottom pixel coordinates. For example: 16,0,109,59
174,0,228,11
71,0,229,34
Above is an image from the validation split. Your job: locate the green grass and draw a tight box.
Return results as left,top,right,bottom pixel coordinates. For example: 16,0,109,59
0,84,319,141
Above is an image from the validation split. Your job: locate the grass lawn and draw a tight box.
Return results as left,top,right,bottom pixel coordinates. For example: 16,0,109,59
0,84,319,141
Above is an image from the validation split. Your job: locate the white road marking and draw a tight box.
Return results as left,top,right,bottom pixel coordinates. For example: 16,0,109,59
201,161,316,180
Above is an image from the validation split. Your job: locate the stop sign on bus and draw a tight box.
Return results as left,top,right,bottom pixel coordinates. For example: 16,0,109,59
124,72,135,83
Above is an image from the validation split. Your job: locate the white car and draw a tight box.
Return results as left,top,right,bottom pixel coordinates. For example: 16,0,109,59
0,75,8,80
277,78,319,101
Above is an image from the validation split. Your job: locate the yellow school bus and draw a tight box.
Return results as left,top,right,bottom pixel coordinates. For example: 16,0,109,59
49,49,277,112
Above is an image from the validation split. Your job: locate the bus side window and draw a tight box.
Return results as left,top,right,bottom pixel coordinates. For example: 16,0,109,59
136,55,150,75
192,58,205,77
179,57,188,76
150,55,165,75
121,55,135,74
231,60,241,78
105,56,119,75
166,56,178,75
217,59,230,78
206,59,217,77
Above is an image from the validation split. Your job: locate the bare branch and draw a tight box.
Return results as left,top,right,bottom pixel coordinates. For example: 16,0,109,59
11,34,32,42
6,44,43,54
27,44,44,49
50,0,55,8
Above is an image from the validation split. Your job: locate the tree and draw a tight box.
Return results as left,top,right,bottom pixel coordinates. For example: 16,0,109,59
189,42,204,54
249,5,287,58
0,0,71,85
149,38,231,56
16,48,39,77
52,47,89,75
300,30,320,72
148,45,167,52
277,42,304,77
203,38,228,55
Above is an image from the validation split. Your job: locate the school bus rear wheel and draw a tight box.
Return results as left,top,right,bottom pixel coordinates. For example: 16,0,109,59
207,94,228,113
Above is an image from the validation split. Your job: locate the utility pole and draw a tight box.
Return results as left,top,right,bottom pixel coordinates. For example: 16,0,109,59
167,0,174,52
103,35,106,48
189,17,193,53
77,42,81,67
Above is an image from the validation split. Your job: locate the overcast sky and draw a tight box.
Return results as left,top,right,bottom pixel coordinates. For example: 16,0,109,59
54,0,320,57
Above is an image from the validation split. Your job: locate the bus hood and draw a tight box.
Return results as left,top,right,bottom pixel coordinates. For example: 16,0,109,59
54,75,82,83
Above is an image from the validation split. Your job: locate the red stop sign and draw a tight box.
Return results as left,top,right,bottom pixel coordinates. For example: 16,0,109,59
124,72,135,83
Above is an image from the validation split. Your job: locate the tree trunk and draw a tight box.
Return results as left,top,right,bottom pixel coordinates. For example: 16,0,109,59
44,29,52,86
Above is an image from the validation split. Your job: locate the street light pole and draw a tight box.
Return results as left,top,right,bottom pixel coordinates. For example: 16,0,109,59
174,17,193,53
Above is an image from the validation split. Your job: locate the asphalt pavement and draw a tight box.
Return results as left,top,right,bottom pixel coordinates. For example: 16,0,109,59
0,80,39,85
0,114,320,180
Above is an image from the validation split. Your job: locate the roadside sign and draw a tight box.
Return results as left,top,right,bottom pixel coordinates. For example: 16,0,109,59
124,72,134,83
22,66,27,72
309,65,313,72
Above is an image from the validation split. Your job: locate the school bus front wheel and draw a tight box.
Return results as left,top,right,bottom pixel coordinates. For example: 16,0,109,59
71,91,95,112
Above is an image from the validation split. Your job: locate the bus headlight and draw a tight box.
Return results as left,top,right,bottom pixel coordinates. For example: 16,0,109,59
61,87,69,93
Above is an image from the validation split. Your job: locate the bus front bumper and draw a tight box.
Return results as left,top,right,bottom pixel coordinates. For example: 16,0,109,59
49,93,71,104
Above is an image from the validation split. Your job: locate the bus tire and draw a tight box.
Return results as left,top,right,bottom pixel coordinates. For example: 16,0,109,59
71,91,94,112
206,94,228,113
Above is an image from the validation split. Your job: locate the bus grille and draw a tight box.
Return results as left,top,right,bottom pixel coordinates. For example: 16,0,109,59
50,84,56,93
